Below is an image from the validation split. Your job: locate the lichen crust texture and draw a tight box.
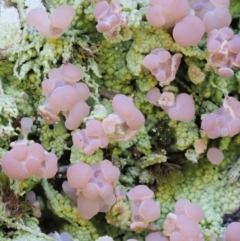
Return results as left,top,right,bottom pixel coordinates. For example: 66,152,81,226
0,0,240,241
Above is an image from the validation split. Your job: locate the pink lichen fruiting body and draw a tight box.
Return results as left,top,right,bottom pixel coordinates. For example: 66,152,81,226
64,160,120,220
225,222,240,241
1,143,58,180
143,48,182,87
26,5,76,39
38,64,90,130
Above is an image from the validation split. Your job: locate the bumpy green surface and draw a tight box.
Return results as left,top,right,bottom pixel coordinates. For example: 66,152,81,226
0,0,240,240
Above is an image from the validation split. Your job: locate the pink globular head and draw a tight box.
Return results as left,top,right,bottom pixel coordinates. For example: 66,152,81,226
100,159,120,183
127,185,154,201
86,120,104,137
25,157,42,177
167,93,195,122
49,85,79,111
67,162,92,189
72,130,87,150
82,182,100,200
83,139,102,156
203,6,231,33
201,113,217,132
184,203,204,222
96,21,111,33
218,67,234,78
76,82,90,101
126,109,145,131
1,144,58,180
26,8,50,30
225,222,240,241
219,27,234,40
61,63,83,83
170,231,185,241
99,182,114,200
41,79,56,96
207,39,221,52
26,5,75,39
228,119,240,136
174,198,189,214
146,87,161,106
1,151,29,180
143,54,159,70
228,38,240,54
206,147,224,165
49,5,76,30
28,143,45,161
139,199,160,222
44,152,58,178
64,101,90,130
178,217,200,239
112,94,135,118
156,49,171,63
161,0,189,21
146,6,165,28
211,0,230,8
99,135,109,149
102,195,116,207
173,15,205,47
65,160,120,220
94,1,110,20
10,144,29,162
48,68,62,81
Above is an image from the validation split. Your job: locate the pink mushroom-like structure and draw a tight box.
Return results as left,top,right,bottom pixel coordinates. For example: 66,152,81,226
94,0,127,38
146,0,204,46
143,48,182,87
127,185,160,231
166,94,195,123
72,119,109,155
38,63,90,130
173,15,205,47
146,88,195,123
146,0,189,29
191,0,231,33
72,94,145,155
1,143,58,180
63,160,120,220
26,5,76,39
146,0,231,47
163,199,204,241
201,96,240,138
102,94,145,141
224,222,240,241
206,147,224,165
207,27,240,78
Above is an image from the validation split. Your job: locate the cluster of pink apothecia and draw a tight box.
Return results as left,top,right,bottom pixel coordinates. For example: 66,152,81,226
63,161,120,220
1,1,240,240
0,57,146,227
